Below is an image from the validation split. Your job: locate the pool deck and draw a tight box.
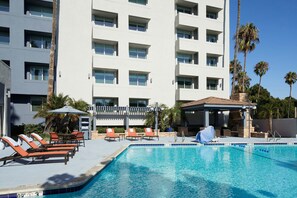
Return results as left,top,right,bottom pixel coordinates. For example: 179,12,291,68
0,136,296,196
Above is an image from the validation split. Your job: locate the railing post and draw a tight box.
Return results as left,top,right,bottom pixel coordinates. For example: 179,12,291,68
125,105,129,131
155,102,159,135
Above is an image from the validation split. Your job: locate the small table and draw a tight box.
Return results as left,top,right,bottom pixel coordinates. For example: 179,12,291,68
118,133,126,140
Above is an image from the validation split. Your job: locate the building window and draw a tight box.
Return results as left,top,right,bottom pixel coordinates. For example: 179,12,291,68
129,47,147,59
25,63,49,81
207,79,218,90
177,29,192,39
0,27,9,45
2,60,10,66
177,77,193,89
0,0,9,12
94,98,118,106
95,70,117,84
25,31,51,49
129,73,147,86
207,34,218,43
129,99,148,107
25,1,52,18
177,53,192,64
129,0,147,5
206,12,217,19
95,16,115,27
207,56,218,66
31,96,45,112
177,5,192,14
129,22,146,32
94,42,117,56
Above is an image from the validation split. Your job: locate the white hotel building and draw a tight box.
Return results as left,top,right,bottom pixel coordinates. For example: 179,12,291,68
56,0,230,126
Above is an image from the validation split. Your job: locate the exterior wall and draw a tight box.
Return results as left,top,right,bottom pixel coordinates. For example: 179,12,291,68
0,61,11,136
0,0,51,125
253,119,297,137
55,0,230,127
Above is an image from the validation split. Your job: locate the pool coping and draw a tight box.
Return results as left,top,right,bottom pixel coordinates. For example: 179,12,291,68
1,142,296,197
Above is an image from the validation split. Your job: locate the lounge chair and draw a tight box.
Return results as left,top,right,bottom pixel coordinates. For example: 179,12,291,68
0,136,70,165
49,132,60,144
18,134,76,157
126,128,142,140
30,133,79,151
71,131,85,147
104,128,120,141
143,128,159,140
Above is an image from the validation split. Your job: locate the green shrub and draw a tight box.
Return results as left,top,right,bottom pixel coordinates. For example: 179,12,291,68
114,127,125,133
24,124,44,135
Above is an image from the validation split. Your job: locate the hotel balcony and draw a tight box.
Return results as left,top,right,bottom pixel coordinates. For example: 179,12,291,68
175,12,199,29
176,62,198,76
176,38,199,53
176,88,199,101
93,54,120,69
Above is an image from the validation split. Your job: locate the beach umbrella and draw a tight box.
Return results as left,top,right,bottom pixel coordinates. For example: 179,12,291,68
48,106,87,115
48,106,87,132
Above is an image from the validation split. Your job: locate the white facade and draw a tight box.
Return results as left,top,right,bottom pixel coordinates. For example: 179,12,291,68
56,0,229,126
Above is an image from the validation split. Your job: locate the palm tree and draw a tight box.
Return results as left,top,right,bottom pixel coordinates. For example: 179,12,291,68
230,59,242,92
231,0,241,97
284,71,297,118
47,0,57,102
238,23,260,92
254,61,269,101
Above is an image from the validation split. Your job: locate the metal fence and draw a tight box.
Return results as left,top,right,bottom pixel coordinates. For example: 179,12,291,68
95,106,152,115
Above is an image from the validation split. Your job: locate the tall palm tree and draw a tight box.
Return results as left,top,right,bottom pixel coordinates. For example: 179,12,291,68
47,0,57,102
284,71,297,118
238,23,260,92
231,0,241,97
254,61,269,101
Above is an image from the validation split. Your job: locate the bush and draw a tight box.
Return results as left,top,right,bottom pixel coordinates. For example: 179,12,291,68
24,124,44,135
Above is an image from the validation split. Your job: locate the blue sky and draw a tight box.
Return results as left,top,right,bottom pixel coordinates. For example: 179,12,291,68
229,0,297,99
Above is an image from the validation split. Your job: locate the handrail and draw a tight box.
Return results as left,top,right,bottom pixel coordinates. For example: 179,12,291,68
267,130,281,142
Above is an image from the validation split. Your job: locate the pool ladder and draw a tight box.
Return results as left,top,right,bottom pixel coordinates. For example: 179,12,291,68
267,130,281,142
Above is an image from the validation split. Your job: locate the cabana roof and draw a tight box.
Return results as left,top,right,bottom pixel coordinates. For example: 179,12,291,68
181,97,256,111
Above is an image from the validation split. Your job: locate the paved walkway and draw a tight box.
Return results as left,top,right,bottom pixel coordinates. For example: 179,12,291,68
0,136,296,195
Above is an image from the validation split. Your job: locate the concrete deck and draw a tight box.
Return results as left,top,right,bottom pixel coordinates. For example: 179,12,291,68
0,136,296,196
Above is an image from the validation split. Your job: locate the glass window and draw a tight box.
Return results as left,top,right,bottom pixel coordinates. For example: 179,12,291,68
95,43,116,55
177,29,192,39
31,96,45,111
207,12,217,19
95,16,115,27
0,27,9,44
129,47,147,59
207,34,218,43
25,33,51,49
177,53,192,64
129,99,148,107
129,22,146,32
129,73,147,86
25,64,49,81
177,77,192,89
95,70,116,84
207,56,218,66
207,79,218,90
177,5,191,14
0,0,9,12
129,0,147,5
26,4,52,18
94,98,118,106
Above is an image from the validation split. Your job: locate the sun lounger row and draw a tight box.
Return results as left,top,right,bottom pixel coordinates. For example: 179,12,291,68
0,133,80,166
105,128,159,141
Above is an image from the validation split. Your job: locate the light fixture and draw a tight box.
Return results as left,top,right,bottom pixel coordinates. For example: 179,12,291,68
59,71,61,77
88,73,91,79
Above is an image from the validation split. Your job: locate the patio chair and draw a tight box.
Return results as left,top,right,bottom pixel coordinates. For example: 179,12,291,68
126,128,142,140
18,134,76,157
49,132,60,144
30,133,79,151
143,128,159,140
0,136,70,165
71,131,85,147
104,128,120,141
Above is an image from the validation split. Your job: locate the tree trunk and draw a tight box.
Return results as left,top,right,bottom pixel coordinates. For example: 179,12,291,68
257,76,262,101
47,0,57,102
288,85,292,118
231,0,241,98
242,51,247,92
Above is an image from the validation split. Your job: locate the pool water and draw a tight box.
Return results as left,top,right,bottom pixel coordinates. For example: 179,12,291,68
43,145,297,198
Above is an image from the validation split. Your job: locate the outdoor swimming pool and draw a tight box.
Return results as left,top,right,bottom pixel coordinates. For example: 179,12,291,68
43,145,297,198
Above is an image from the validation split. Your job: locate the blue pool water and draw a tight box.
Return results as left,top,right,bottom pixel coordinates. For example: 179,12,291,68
43,145,297,198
